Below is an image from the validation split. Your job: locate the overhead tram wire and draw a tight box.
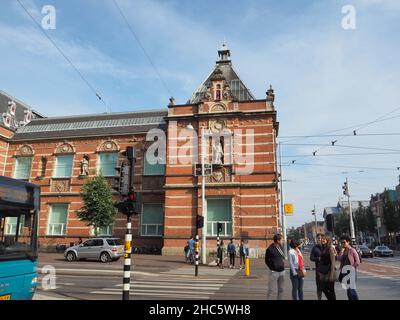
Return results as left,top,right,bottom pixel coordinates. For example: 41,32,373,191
112,0,173,97
282,151,400,158
16,0,110,113
278,132,400,139
280,143,400,153
281,162,399,172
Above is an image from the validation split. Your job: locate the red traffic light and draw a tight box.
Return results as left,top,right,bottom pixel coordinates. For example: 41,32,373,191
127,191,136,201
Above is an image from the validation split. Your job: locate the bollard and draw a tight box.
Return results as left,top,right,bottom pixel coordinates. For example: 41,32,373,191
245,256,250,277
195,235,199,277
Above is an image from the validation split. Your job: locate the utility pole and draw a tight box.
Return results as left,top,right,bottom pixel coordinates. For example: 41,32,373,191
278,142,287,258
343,177,356,244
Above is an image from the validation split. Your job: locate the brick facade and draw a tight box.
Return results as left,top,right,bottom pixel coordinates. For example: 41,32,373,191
0,46,280,255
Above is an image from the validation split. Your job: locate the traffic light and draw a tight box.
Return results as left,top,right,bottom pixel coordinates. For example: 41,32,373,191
113,161,130,196
196,215,204,229
217,222,223,235
342,182,348,196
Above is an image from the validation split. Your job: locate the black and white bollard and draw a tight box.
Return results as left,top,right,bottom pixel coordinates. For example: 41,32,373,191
195,235,199,277
122,215,132,300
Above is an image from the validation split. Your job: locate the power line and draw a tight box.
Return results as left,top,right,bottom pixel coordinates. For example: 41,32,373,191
16,0,110,113
281,143,400,152
283,151,400,158
278,132,400,139
112,0,173,97
282,162,399,171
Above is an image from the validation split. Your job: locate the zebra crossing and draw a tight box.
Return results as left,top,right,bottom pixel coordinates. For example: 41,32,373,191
89,265,239,299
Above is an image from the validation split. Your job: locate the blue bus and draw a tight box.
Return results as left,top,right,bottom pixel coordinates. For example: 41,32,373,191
0,176,40,300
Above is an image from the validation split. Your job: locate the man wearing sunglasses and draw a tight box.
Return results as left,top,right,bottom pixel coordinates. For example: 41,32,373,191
337,235,361,300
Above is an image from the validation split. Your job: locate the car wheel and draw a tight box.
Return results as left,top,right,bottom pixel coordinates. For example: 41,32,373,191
66,251,76,262
100,252,111,263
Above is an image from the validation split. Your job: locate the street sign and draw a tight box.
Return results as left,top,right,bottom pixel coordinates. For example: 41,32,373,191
284,203,293,216
194,163,213,176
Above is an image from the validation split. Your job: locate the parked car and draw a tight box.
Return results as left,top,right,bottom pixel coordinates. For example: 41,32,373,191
358,245,374,258
373,246,394,257
64,237,124,263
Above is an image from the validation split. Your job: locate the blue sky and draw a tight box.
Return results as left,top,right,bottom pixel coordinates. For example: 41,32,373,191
1,0,400,228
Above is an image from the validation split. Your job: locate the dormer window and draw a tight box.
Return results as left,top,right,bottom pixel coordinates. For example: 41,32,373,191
215,84,221,101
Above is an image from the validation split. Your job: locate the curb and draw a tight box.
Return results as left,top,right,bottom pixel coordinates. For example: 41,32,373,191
33,292,75,300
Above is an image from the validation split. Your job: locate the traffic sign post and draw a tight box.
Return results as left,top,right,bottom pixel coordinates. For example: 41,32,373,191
284,203,293,216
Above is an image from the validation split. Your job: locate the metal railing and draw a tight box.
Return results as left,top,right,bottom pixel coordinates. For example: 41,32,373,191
207,221,232,237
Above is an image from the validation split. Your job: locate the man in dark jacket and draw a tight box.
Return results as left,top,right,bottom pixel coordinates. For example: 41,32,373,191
310,233,323,300
265,234,285,300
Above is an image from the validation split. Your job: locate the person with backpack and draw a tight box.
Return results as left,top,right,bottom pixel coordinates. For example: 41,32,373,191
227,239,236,269
239,239,249,270
310,233,324,300
337,235,361,300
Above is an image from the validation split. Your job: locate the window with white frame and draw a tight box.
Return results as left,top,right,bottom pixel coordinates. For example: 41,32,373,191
4,216,24,235
13,157,32,180
91,224,113,236
53,155,73,178
47,204,68,236
206,198,232,236
141,204,163,236
97,153,118,176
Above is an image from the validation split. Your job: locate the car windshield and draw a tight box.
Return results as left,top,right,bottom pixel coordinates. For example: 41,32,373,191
360,246,368,249
106,238,123,246
378,246,389,250
0,210,37,261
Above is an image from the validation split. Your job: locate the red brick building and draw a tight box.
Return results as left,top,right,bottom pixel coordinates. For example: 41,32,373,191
0,45,280,255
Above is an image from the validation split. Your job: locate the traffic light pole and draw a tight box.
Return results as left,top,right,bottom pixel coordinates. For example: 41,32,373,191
346,178,356,244
278,143,287,259
122,214,132,300
201,129,207,265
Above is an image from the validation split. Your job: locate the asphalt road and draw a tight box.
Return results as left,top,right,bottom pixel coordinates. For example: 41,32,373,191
33,252,400,300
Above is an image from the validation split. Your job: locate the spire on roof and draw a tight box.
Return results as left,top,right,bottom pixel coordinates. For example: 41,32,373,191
217,41,231,64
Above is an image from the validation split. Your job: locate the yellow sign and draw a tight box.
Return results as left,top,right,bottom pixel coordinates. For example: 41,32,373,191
284,203,293,215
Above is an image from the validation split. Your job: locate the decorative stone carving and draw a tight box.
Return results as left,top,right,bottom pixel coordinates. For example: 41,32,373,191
98,140,118,152
56,143,74,154
51,179,71,193
223,84,231,99
17,145,34,157
210,103,226,113
209,119,226,133
212,140,224,165
207,166,232,183
80,155,89,176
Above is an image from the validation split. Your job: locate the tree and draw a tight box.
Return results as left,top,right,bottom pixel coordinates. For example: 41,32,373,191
335,210,350,237
382,191,400,244
354,202,368,234
287,227,303,241
365,206,377,234
77,175,117,235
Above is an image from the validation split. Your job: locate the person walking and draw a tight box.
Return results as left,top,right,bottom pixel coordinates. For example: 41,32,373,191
187,236,195,264
265,234,285,300
337,235,360,300
227,239,236,269
310,233,324,300
288,239,305,300
239,239,249,270
217,240,225,269
316,235,337,300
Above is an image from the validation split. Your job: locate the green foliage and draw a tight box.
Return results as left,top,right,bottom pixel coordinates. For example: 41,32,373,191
335,210,350,237
365,206,377,234
77,175,116,234
382,190,400,234
354,202,368,234
287,227,303,241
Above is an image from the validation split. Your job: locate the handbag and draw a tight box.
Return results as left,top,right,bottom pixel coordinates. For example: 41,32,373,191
316,263,330,274
297,268,306,278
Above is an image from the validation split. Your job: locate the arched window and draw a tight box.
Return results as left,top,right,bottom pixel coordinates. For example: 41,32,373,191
215,84,221,101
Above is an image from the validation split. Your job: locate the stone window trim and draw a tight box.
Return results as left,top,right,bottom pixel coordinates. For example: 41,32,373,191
96,140,120,153
13,144,34,157
54,142,75,155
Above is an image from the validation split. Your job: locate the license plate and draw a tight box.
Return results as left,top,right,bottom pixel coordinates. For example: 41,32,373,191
0,294,11,300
